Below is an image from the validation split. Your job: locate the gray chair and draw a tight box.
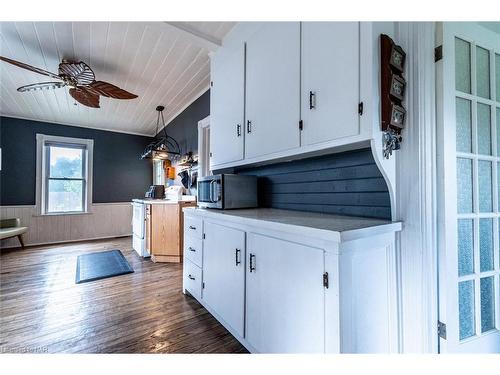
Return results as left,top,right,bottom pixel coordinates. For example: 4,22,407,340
0,218,28,247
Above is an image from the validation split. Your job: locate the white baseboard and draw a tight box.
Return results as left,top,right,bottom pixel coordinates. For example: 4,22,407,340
0,234,132,250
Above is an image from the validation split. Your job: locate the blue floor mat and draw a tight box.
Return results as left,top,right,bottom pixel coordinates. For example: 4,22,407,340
75,249,134,284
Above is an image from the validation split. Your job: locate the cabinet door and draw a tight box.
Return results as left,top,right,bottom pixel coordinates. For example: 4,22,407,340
210,44,245,167
245,22,301,159
246,233,325,353
301,22,360,146
151,204,180,257
203,221,245,337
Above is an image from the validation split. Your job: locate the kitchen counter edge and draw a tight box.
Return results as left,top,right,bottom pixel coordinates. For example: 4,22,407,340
183,207,402,243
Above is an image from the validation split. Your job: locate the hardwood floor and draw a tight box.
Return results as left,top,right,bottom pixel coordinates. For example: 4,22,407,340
0,237,248,354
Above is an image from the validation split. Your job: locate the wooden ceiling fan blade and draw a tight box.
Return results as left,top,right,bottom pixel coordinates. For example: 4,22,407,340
17,82,67,92
59,61,95,86
88,81,138,99
69,87,100,108
0,56,61,80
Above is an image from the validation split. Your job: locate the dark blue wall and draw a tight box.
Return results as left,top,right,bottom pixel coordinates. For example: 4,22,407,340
156,90,210,154
0,116,153,205
237,148,391,219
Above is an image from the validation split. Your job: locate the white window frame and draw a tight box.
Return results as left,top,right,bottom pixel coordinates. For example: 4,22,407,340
36,134,94,215
197,115,210,177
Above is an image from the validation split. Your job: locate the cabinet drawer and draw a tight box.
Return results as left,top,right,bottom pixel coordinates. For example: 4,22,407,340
184,216,203,239
184,259,202,299
184,236,203,267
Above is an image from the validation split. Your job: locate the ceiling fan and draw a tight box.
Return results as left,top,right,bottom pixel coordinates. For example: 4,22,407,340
0,56,138,108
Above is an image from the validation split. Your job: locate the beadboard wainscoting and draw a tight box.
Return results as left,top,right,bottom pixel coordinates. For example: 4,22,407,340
0,203,132,248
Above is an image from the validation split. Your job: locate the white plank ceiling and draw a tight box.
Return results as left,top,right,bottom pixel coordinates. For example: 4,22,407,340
0,22,235,136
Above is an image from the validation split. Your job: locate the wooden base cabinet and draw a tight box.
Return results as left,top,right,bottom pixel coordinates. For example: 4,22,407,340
182,208,401,353
145,202,196,263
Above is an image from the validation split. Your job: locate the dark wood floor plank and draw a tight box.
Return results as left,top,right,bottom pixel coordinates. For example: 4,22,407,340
0,237,248,354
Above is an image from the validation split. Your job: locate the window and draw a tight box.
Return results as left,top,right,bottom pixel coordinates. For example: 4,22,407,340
36,134,93,215
153,159,165,186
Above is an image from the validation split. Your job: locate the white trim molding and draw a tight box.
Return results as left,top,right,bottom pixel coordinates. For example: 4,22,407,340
394,22,438,353
35,134,94,215
197,115,211,178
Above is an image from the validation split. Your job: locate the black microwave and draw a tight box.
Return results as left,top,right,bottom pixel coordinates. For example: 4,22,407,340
197,174,258,209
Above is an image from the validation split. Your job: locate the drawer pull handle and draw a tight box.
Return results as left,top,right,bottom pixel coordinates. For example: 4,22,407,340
188,247,196,252
189,225,196,230
235,248,241,266
188,274,195,280
249,253,256,272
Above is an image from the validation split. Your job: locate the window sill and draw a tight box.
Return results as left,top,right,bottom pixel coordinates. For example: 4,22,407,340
32,211,92,217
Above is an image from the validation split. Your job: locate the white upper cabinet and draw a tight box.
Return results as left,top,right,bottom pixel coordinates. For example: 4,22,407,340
301,22,360,146
210,44,245,167
209,22,366,169
244,22,301,159
245,233,325,353
202,221,246,337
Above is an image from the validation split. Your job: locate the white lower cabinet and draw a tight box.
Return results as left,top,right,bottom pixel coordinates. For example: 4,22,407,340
183,209,401,353
202,221,245,337
245,233,325,353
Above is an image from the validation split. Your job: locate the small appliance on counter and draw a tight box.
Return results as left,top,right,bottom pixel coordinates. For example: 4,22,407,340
165,185,184,200
145,185,165,199
197,174,258,209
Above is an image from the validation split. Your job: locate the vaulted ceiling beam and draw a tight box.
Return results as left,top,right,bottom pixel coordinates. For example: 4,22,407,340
162,22,222,52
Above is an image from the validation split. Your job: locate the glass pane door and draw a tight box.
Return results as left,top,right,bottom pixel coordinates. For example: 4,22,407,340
438,22,500,353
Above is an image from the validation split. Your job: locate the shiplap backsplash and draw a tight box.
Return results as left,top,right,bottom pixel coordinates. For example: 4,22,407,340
238,148,391,219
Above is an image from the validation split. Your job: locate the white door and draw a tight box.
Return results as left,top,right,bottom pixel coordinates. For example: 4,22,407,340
202,221,245,337
246,233,325,353
210,44,245,167
301,22,360,146
245,22,301,159
437,22,500,353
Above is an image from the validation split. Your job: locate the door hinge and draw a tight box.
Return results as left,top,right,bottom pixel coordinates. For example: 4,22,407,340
202,282,205,289
358,102,364,116
438,320,447,339
210,81,213,87
323,272,329,289
299,119,303,131
202,233,206,239
435,45,443,62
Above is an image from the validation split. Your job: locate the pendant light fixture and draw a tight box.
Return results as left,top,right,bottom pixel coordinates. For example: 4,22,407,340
141,105,181,160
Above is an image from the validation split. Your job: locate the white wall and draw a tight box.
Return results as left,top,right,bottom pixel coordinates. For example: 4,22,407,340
0,203,132,248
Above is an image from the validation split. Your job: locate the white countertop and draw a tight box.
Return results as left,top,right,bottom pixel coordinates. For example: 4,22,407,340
183,207,402,243
133,196,196,205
